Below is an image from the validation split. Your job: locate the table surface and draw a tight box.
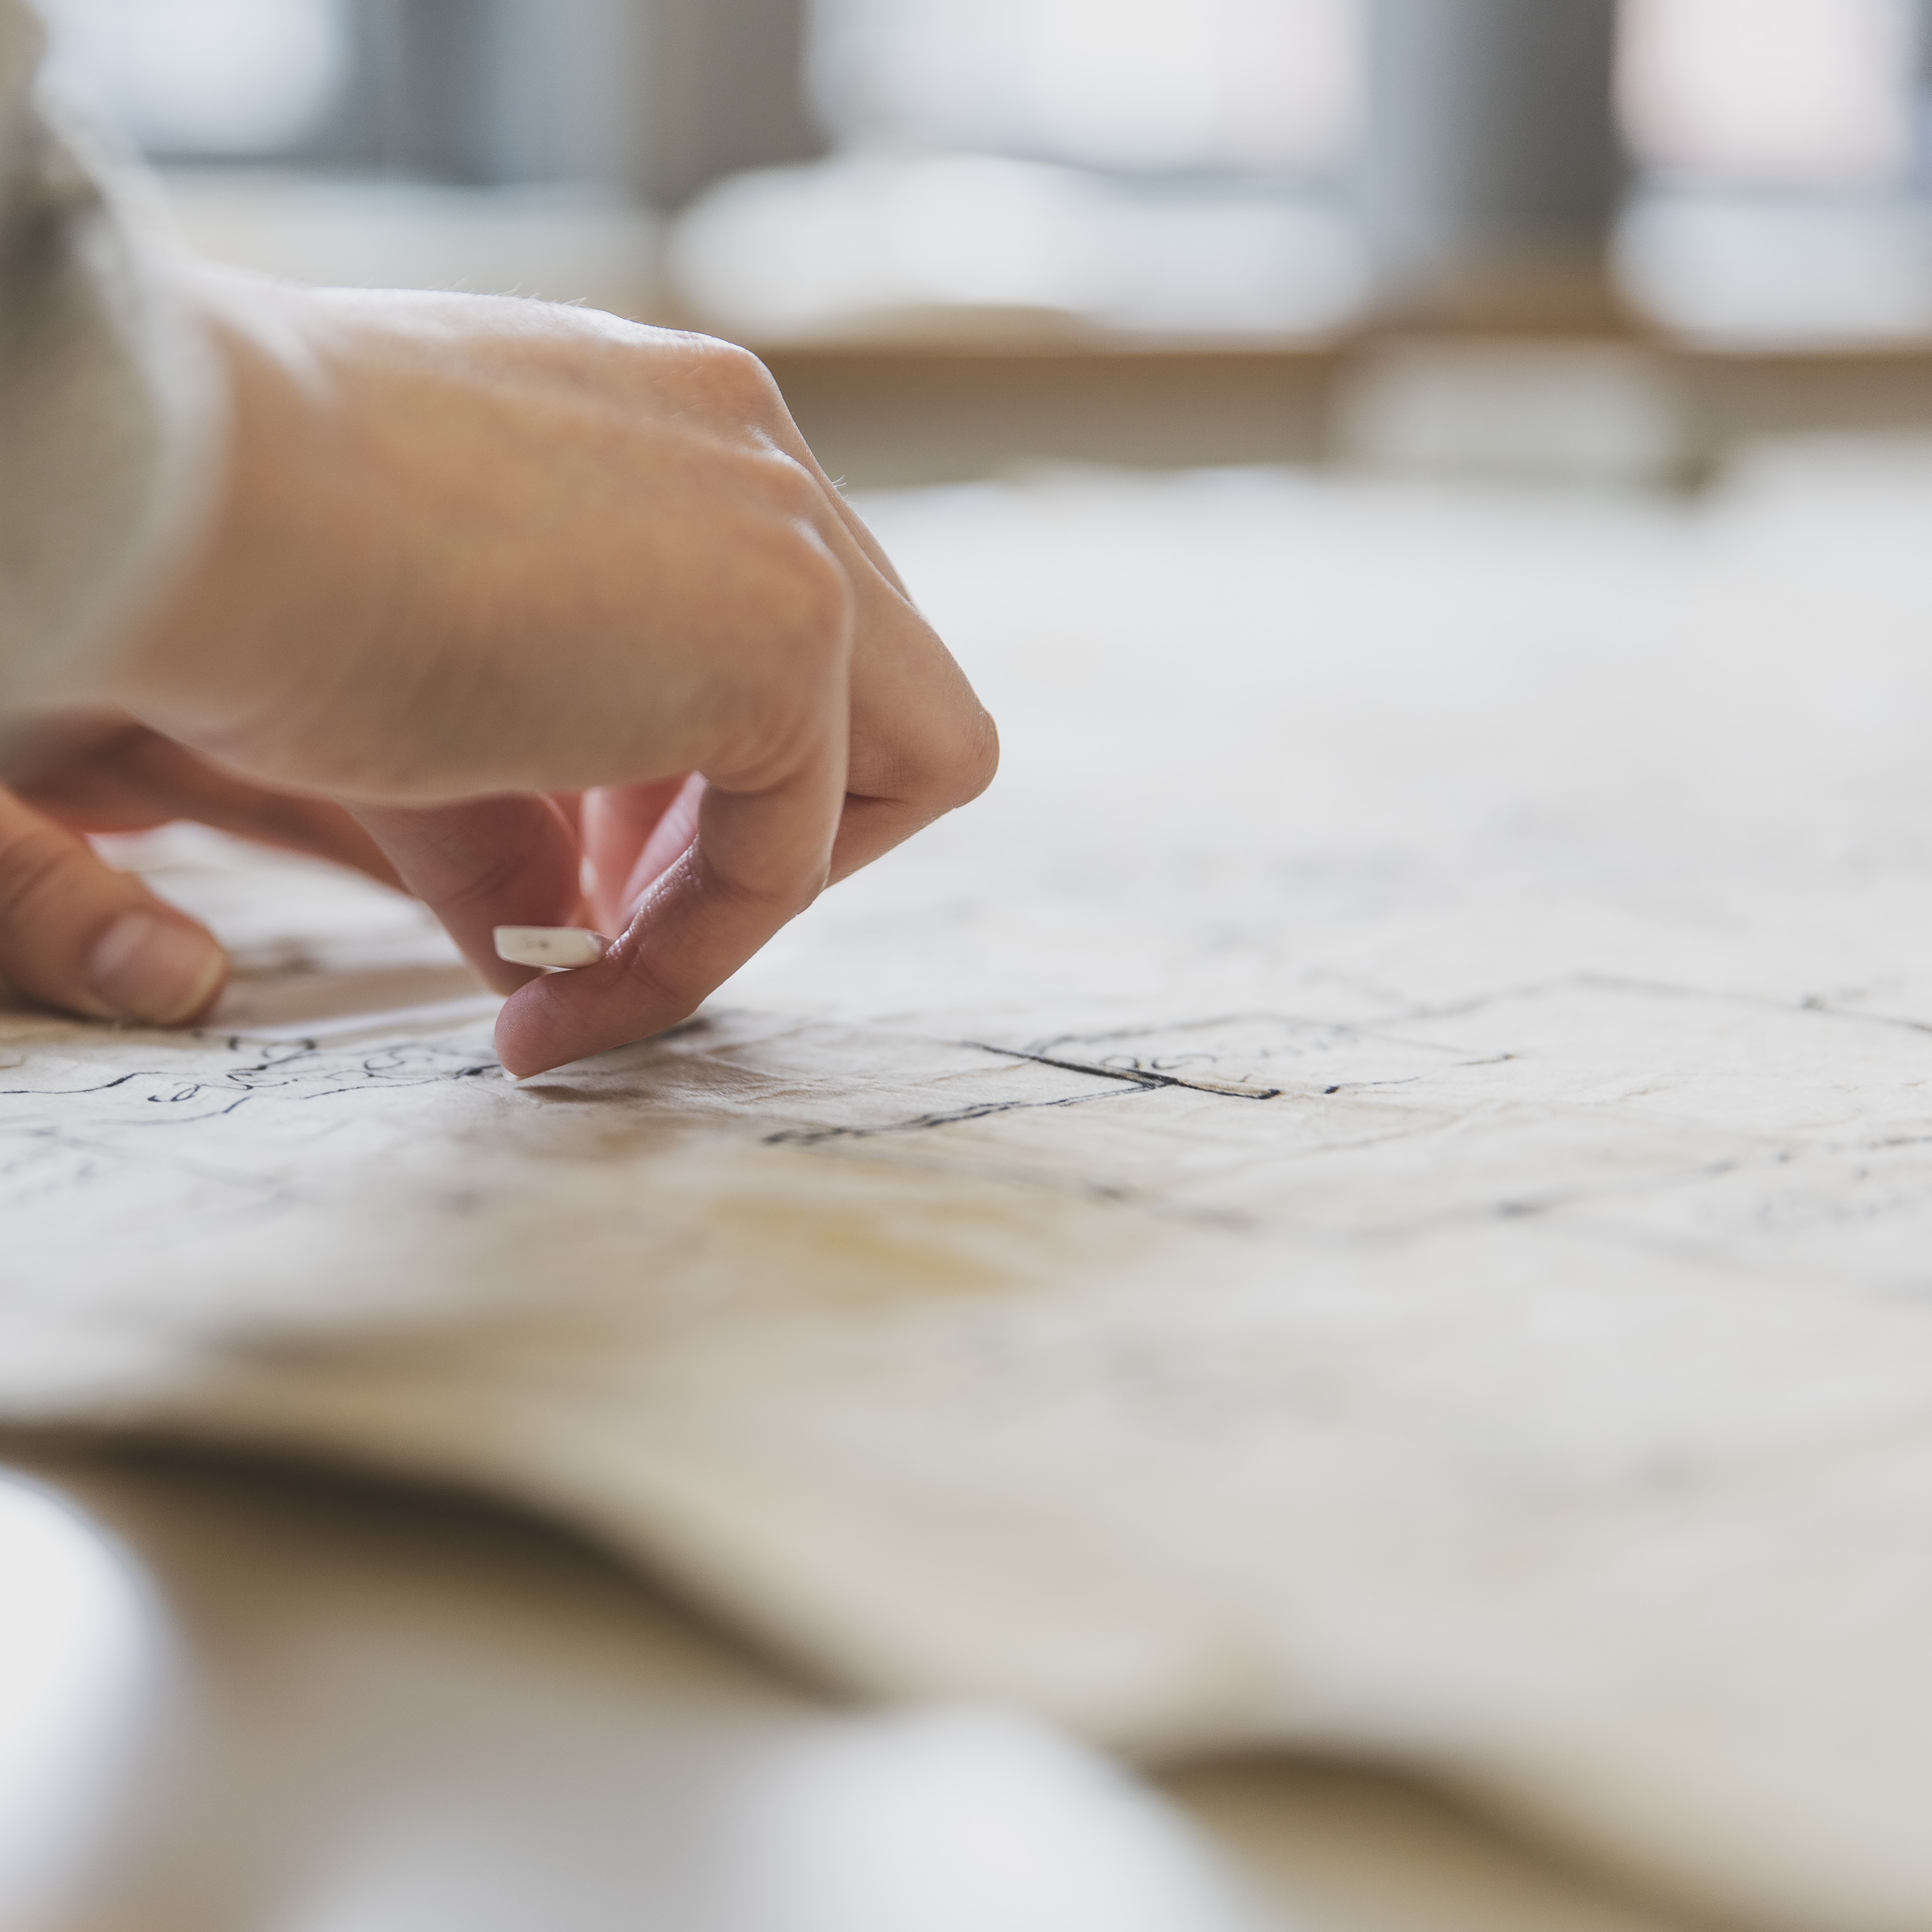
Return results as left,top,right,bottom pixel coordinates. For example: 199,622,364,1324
0,1449,1691,1932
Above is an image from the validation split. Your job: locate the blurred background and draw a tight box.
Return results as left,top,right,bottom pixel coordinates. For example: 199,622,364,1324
33,0,1932,488
12,9,1932,1931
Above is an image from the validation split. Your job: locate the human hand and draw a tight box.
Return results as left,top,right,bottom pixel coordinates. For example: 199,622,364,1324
0,711,400,1024
84,272,995,1075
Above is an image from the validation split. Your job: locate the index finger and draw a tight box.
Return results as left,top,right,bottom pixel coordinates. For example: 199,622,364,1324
738,373,997,880
495,705,847,1078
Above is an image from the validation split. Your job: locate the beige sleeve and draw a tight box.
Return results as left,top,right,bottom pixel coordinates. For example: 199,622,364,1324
0,0,223,713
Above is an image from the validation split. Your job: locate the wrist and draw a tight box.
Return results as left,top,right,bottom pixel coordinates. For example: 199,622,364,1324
99,270,350,762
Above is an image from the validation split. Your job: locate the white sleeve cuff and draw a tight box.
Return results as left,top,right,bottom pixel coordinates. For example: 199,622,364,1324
0,1,226,713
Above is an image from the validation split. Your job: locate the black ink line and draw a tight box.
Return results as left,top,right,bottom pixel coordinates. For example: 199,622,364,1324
964,1042,1285,1099
0,1070,147,1100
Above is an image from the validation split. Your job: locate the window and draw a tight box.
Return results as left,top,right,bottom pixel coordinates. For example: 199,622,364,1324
674,0,1372,342
37,0,1932,347
1618,0,1919,191
811,0,1362,177
42,0,353,159
1615,0,1932,343
38,0,657,315
39,0,643,185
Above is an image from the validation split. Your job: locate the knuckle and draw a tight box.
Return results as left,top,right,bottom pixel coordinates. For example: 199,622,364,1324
701,861,813,926
688,338,785,420
750,448,826,519
431,838,531,919
762,521,854,662
718,513,853,686
942,703,1001,807
0,818,90,932
700,514,852,790
893,697,1000,819
613,932,696,1019
730,674,837,796
374,799,560,916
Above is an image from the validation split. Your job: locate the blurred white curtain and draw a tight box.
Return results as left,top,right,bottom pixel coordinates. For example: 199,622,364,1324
39,0,353,154
1618,0,1918,188
808,0,1364,176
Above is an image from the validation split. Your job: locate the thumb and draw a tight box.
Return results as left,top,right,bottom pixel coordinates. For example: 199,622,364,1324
0,789,227,1025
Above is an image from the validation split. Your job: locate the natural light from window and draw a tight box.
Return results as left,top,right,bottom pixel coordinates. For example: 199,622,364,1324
42,0,351,156
811,0,1364,176
1617,0,1918,189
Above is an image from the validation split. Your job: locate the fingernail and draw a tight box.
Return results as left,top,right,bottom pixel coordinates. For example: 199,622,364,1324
87,913,226,1024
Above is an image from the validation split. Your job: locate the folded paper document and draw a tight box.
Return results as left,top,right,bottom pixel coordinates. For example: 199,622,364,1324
9,460,1932,1932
